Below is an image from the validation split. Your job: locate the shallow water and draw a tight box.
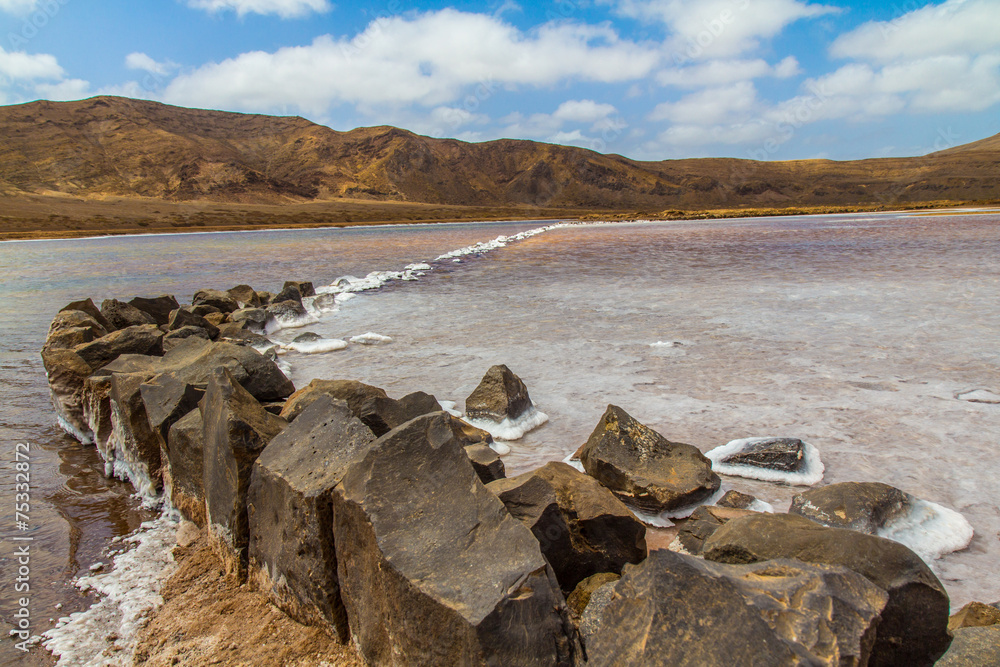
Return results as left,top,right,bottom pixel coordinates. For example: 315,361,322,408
1,212,998,663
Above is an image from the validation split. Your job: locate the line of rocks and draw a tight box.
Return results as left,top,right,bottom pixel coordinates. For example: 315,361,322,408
41,291,995,665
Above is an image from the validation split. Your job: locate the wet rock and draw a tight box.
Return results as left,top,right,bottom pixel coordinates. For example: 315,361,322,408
719,437,805,471
716,489,757,509
128,295,181,326
273,283,304,304
167,308,220,339
789,481,911,534
139,372,205,451
332,412,578,666
231,308,267,331
488,461,646,593
227,284,261,308
285,280,315,298
100,299,155,329
674,505,757,555
936,626,1000,666
464,443,505,484
74,324,164,371
585,549,888,667
949,601,1000,631
166,408,206,525
248,396,376,640
202,368,287,581
579,404,720,513
109,370,163,494
82,374,114,454
61,298,114,332
702,512,952,666
279,379,390,432
162,326,213,352
566,572,619,619
465,364,533,421
266,299,308,327
192,288,239,313
41,347,94,442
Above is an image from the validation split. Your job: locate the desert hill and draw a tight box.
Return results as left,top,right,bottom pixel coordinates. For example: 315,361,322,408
2,96,998,213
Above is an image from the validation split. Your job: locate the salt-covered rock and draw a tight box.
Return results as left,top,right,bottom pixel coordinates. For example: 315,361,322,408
706,436,825,485
790,482,911,533
579,404,720,513
108,370,163,495
715,489,758,510
41,347,94,442
719,436,805,471
465,364,534,422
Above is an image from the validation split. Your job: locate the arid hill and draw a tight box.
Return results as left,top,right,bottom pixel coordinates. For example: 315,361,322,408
2,96,999,211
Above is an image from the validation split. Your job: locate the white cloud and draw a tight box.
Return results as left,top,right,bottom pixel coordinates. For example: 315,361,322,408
0,47,64,80
0,0,39,15
656,56,800,87
552,99,617,123
162,10,660,113
34,77,90,100
650,80,759,124
186,0,331,18
125,52,176,76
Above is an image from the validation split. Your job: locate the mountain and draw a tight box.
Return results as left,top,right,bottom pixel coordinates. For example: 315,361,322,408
1,96,998,212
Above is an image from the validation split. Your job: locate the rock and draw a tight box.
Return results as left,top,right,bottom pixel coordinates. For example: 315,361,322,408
109,370,163,495
101,299,155,329
949,601,1000,631
373,391,444,432
166,409,206,525
332,412,578,666
279,379,390,432
585,549,888,667
231,308,267,331
227,284,261,308
40,347,94,442
464,443,505,484
82,374,115,454
702,512,952,666
674,505,757,555
255,290,274,305
61,298,114,332
202,368,287,581
266,299,308,328
577,580,617,643
162,326,213,351
139,372,205,451
488,461,646,593
188,304,221,318
45,310,109,351
156,338,294,403
718,437,805,471
248,396,377,640
566,572,619,619
273,283,303,304
465,364,533,422
167,308,220,339
73,325,164,371
176,520,201,548
716,489,757,509
203,312,228,327
935,626,1000,666
192,289,239,313
789,481,911,534
128,295,181,325
284,280,315,298
579,405,720,513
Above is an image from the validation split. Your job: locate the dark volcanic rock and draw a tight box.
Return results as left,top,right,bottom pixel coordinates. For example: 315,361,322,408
273,283,303,304
202,368,287,581
936,626,1000,667
579,405,720,513
266,299,308,327
161,325,213,351
45,310,109,350
674,504,757,556
488,461,646,593
703,512,952,666
465,364,533,421
332,412,577,666
188,304,221,318
585,549,888,667
101,299,155,329
372,391,444,432
230,307,267,331
279,379,390,432
61,298,114,332
167,308,220,339
192,288,239,313
158,338,294,402
716,489,758,509
139,372,205,451
284,280,315,297
227,284,261,308
789,481,912,534
127,295,180,326
73,325,164,371
464,443,505,484
166,408,206,525
40,347,94,442
720,437,806,471
248,396,377,640
109,371,163,494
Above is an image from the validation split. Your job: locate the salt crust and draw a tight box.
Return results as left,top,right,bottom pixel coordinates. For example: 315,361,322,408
706,437,826,486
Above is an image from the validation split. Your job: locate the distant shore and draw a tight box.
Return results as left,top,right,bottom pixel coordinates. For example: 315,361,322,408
2,193,998,241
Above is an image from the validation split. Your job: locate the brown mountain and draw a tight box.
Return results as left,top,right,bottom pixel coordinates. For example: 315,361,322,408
0,96,998,237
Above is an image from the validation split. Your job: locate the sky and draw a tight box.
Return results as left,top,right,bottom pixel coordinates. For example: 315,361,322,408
0,0,998,161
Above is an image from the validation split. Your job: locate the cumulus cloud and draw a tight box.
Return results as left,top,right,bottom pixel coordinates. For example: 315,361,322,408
186,0,331,18
657,56,800,87
125,52,176,76
0,0,39,15
552,99,617,123
0,47,64,80
650,80,759,125
162,10,659,113
35,77,90,100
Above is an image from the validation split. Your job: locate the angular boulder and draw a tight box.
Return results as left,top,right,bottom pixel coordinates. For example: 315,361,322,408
202,368,287,581
789,481,911,534
73,325,164,371
140,372,205,451
230,307,267,331
60,298,114,332
162,325,213,351
284,280,315,298
279,379,390,432
128,295,180,325
41,347,94,442
703,512,952,666
673,504,757,556
248,396,377,640
167,308,220,339
949,601,1000,631
566,572,619,619
108,370,163,495
227,284,261,308
465,364,533,422
585,549,888,667
936,626,1000,667
265,299,308,328
101,299,155,329
716,489,758,509
487,461,646,593
166,408,206,525
192,288,239,313
157,338,294,403
44,310,108,351
332,412,578,666
580,405,720,513
464,443,505,484
718,436,805,471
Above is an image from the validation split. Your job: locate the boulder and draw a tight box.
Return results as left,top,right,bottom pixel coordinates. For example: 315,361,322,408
231,307,267,331
718,436,806,471
162,325,213,351
167,308,220,339
585,549,888,667
673,505,757,555
566,572,619,619
40,347,94,442
332,412,578,666
128,295,181,325
227,284,261,308
203,312,228,327
465,364,533,422
279,379,390,432
44,310,108,351
139,372,205,451
82,373,115,455
373,391,445,432
73,325,164,371
284,280,315,298
108,370,163,495
716,489,757,509
702,512,952,666
273,283,303,304
248,396,377,640
255,290,275,305
949,601,1000,631
789,482,911,534
265,299,308,327
577,579,617,643
60,298,114,332
202,368,287,581
156,338,294,403
464,443,505,484
192,288,239,313
188,304,221,318
101,299,155,329
579,405,720,513
165,408,206,525
935,626,1000,667
488,461,646,593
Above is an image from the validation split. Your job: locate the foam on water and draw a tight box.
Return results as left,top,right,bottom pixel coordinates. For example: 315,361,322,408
264,310,317,334
42,514,179,666
706,438,825,486
349,332,393,345
878,498,975,563
438,400,462,417
284,337,348,354
466,405,549,442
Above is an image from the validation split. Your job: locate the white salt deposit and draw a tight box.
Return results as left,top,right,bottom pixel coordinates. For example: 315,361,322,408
56,415,93,445
706,438,825,486
878,498,975,563
956,389,1000,404
264,310,317,334
466,405,549,442
561,453,585,473
438,400,463,417
349,332,393,345
284,337,348,354
489,441,511,456
43,514,179,667
628,508,676,528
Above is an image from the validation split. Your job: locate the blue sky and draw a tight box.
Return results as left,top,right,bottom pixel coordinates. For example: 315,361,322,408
1,0,998,161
